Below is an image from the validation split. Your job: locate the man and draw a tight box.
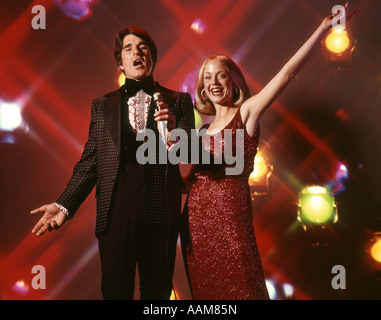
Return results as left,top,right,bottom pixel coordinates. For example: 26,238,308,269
30,25,194,300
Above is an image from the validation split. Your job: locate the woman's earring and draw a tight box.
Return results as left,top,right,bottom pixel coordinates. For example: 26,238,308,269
201,89,207,101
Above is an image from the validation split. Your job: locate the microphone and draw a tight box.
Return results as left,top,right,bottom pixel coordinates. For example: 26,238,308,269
153,92,167,145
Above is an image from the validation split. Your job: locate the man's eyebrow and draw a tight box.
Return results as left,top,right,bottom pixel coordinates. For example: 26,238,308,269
122,41,148,50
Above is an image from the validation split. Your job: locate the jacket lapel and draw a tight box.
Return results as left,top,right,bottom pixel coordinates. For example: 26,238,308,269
103,89,121,154
102,83,174,153
155,83,175,108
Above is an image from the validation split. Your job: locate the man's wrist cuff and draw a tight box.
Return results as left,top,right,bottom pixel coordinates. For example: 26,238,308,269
53,202,69,217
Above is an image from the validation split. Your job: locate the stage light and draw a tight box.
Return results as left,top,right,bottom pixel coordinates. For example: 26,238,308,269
319,160,349,195
265,279,277,300
170,289,177,300
55,0,97,20
191,19,206,34
297,185,338,228
249,141,273,197
328,162,348,195
325,29,350,54
322,28,355,72
282,283,295,299
367,233,381,281
0,100,22,132
12,280,29,295
369,234,381,264
265,279,295,300
118,72,125,87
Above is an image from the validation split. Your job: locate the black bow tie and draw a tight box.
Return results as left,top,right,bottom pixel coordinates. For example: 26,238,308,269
124,76,154,96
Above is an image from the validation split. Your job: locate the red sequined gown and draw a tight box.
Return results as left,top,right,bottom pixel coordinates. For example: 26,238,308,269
181,109,269,300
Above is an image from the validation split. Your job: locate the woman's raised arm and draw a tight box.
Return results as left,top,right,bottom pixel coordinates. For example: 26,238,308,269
241,2,359,137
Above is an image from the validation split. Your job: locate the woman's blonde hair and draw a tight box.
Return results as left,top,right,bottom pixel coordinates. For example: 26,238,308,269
195,55,251,115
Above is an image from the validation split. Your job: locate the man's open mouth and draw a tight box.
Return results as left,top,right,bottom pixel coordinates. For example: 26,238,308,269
133,59,143,66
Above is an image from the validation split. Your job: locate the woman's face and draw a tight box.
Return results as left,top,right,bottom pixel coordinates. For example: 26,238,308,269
203,59,234,107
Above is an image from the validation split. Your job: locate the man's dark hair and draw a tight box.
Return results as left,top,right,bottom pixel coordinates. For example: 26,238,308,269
114,25,158,71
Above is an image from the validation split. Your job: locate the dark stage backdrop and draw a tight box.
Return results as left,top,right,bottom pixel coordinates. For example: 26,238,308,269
0,0,380,300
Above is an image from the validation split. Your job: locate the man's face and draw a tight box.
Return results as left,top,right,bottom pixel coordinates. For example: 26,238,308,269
119,34,154,81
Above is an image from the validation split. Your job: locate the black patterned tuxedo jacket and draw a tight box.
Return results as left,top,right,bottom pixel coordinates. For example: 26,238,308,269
56,82,194,235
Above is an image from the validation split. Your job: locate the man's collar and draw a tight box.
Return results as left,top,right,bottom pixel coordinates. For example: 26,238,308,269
124,76,154,96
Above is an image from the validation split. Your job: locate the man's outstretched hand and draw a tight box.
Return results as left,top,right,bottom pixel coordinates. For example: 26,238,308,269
30,203,66,236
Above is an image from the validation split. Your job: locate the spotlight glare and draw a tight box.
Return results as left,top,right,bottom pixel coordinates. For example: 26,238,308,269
298,185,338,227
118,72,125,87
370,237,381,264
265,280,277,300
249,141,273,197
170,289,177,300
13,280,29,295
0,100,22,131
191,19,205,34
325,29,351,54
305,185,326,194
283,283,295,298
55,0,96,20
322,28,355,72
250,156,268,180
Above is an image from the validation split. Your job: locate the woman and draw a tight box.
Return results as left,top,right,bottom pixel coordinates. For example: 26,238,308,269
181,4,358,300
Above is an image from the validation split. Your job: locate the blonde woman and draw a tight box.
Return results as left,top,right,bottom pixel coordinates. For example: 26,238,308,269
181,4,358,300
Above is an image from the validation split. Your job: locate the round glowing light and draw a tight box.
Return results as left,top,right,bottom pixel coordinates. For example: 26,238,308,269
13,280,29,294
249,142,273,182
283,283,295,298
191,19,206,34
118,72,125,87
249,141,273,197
265,280,277,300
299,186,336,225
55,0,96,20
250,156,268,180
305,185,327,194
0,101,22,131
308,196,332,222
370,239,381,263
325,30,351,54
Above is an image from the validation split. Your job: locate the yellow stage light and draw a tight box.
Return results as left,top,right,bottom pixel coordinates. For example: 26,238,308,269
249,141,273,197
251,156,269,180
325,29,351,54
370,234,381,264
367,233,381,280
118,72,125,87
170,289,177,300
322,28,355,72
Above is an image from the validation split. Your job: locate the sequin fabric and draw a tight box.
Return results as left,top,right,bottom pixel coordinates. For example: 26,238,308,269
181,108,269,300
